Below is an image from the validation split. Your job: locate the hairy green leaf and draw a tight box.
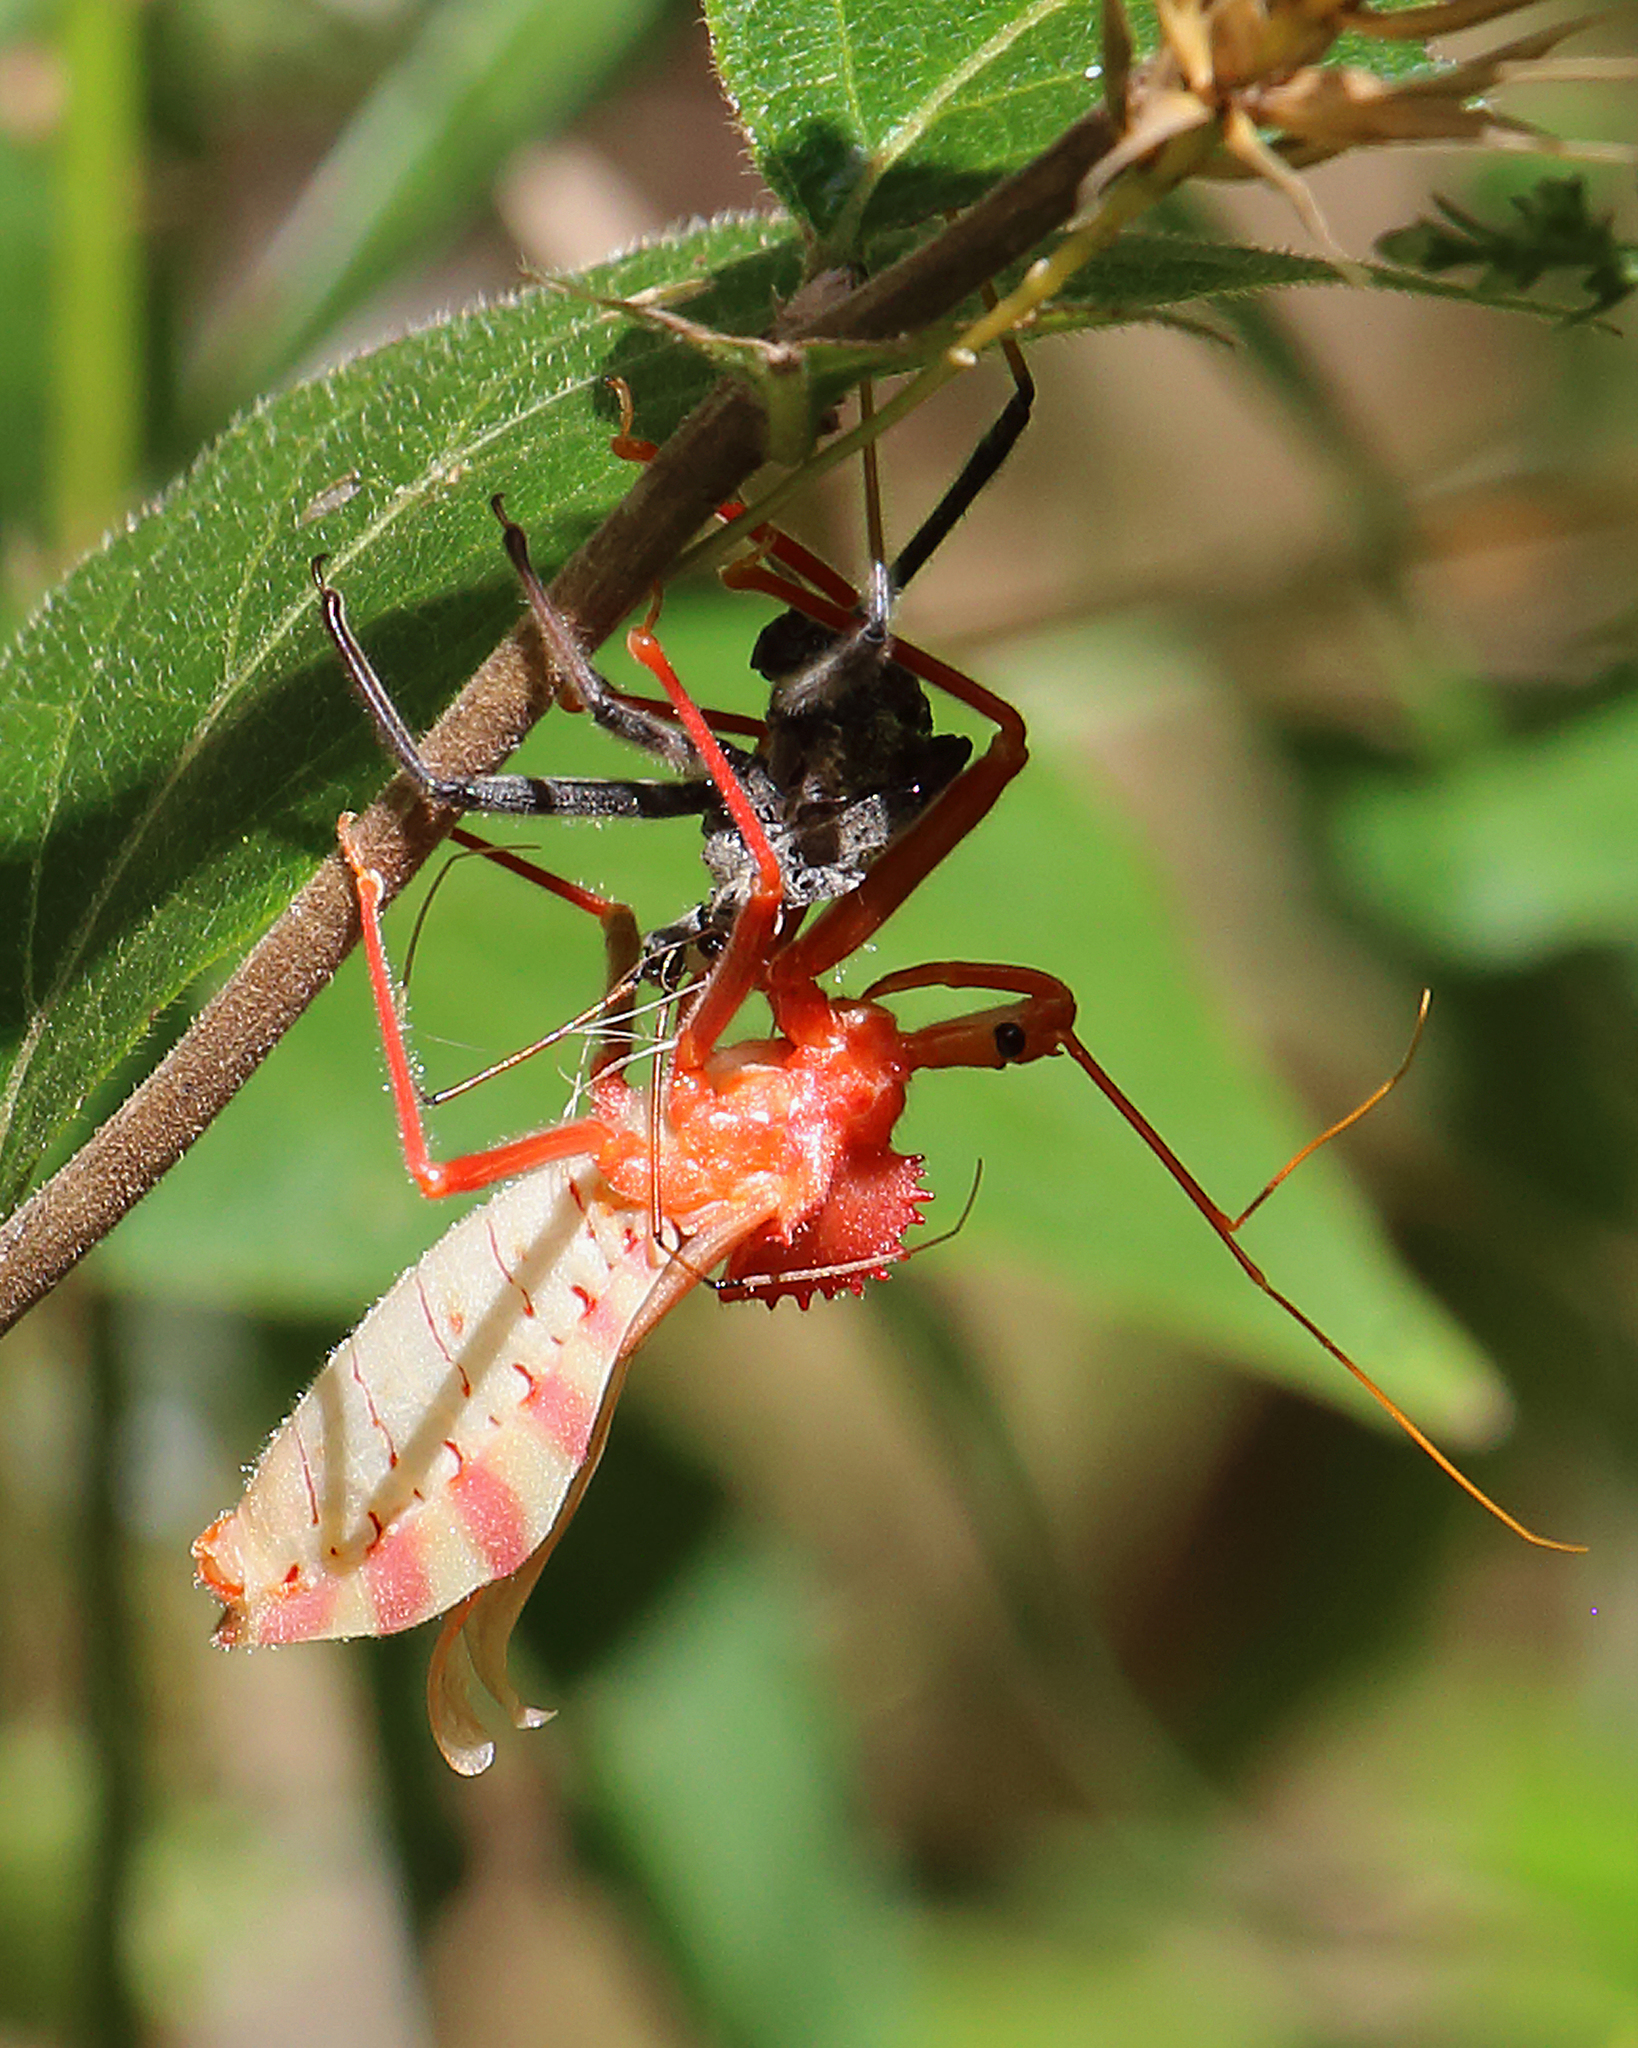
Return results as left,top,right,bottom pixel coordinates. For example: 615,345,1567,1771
0,215,799,1216
707,0,1474,253
708,0,1099,251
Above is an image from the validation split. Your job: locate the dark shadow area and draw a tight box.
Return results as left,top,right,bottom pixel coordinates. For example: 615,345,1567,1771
520,1397,725,1686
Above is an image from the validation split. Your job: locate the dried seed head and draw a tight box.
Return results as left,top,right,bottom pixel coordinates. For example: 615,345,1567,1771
1080,0,1636,259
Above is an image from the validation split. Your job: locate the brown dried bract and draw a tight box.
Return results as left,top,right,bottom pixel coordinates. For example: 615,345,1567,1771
1084,0,1633,255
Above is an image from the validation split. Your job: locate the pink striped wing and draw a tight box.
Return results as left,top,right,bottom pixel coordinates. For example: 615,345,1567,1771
196,1159,671,1646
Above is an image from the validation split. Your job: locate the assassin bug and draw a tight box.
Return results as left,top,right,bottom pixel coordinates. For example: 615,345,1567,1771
196,404,1581,1778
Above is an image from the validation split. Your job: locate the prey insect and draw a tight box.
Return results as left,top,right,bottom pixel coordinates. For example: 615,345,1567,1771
197,411,1581,1780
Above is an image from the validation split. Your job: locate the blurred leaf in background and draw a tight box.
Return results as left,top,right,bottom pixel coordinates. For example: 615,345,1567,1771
186,0,672,415
1377,175,1638,327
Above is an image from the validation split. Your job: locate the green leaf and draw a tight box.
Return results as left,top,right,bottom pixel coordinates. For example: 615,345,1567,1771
1376,176,1638,326
1330,681,1638,968
1043,233,1605,327
0,214,803,1218
706,0,1101,252
189,0,669,412
580,1542,907,2048
705,0,1472,255
579,233,1592,458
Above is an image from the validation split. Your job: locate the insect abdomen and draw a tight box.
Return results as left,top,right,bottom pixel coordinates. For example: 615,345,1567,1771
195,1159,659,1645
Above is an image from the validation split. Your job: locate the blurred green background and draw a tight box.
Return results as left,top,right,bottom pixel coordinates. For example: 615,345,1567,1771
3,0,1638,2043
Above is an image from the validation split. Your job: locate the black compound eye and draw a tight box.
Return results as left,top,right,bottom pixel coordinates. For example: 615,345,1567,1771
994,1020,1028,1062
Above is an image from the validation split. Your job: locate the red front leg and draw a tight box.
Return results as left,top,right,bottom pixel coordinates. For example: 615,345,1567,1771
619,623,787,1062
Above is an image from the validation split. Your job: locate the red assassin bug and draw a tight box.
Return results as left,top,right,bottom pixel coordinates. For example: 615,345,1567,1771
196,408,1582,1777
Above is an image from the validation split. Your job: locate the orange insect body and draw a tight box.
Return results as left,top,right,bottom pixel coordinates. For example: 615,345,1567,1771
601,996,926,1307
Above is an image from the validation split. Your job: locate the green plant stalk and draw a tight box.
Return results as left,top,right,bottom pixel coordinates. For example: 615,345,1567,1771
78,1290,140,2048
53,0,143,557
